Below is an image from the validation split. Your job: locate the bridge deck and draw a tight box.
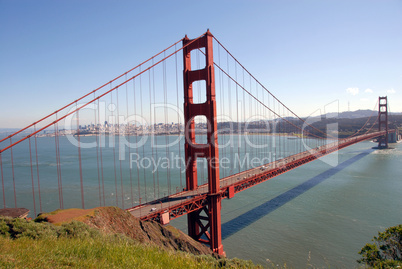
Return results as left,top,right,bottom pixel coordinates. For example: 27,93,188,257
127,131,386,223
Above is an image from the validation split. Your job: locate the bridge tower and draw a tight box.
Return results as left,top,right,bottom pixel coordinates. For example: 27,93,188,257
378,96,388,149
182,31,224,255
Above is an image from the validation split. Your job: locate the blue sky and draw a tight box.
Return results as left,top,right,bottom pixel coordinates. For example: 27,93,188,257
1,0,401,128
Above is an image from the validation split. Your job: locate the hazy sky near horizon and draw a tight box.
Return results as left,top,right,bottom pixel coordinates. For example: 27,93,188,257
0,0,401,128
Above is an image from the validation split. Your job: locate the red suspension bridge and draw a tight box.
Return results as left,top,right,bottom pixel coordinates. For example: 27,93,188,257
0,31,393,255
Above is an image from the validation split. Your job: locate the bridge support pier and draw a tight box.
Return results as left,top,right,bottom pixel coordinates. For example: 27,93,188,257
183,31,224,255
378,96,388,149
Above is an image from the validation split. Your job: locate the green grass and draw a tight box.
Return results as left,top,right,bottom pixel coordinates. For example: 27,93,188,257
0,217,261,268
0,236,223,268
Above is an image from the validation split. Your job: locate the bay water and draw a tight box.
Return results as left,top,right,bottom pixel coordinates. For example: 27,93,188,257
1,133,401,268
173,140,402,267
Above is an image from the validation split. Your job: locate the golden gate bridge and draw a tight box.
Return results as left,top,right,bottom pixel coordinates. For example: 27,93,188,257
0,30,392,255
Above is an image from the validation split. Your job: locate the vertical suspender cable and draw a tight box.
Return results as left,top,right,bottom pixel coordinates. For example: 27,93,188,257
273,100,277,167
235,61,240,174
283,106,286,158
264,85,267,160
116,88,125,209
300,114,303,154
58,122,63,209
34,125,42,212
152,59,160,199
249,76,253,169
94,94,102,207
0,153,5,208
175,45,183,191
133,78,141,205
280,103,283,160
163,51,171,197
126,75,134,207
227,53,233,175
259,82,263,161
76,104,85,209
260,82,265,162
10,138,17,207
54,117,63,209
139,66,147,203
54,122,59,208
248,76,252,165
260,84,263,160
269,88,273,162
98,98,106,206
242,68,247,171
111,90,119,207
255,81,260,161
279,102,282,161
218,44,225,177
28,137,37,216
149,69,156,200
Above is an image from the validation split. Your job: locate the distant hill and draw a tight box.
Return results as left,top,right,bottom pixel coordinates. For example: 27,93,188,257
324,110,402,119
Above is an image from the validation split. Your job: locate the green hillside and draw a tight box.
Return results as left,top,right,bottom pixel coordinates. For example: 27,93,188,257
0,209,261,269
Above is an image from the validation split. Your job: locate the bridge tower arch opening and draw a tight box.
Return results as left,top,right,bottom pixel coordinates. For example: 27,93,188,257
182,30,224,255
378,96,388,149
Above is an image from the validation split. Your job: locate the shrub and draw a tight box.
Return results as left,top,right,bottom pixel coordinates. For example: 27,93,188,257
0,217,58,239
0,217,102,240
0,218,10,237
358,224,402,268
57,221,99,239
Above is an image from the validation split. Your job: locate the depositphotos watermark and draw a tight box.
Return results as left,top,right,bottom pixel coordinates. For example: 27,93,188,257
63,101,275,152
62,100,340,167
129,152,277,173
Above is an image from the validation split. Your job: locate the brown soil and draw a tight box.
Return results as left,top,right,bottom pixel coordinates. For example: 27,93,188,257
40,207,214,256
44,208,100,224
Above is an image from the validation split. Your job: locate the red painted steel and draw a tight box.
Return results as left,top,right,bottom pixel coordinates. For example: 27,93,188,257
378,96,388,149
228,186,235,199
182,30,223,255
